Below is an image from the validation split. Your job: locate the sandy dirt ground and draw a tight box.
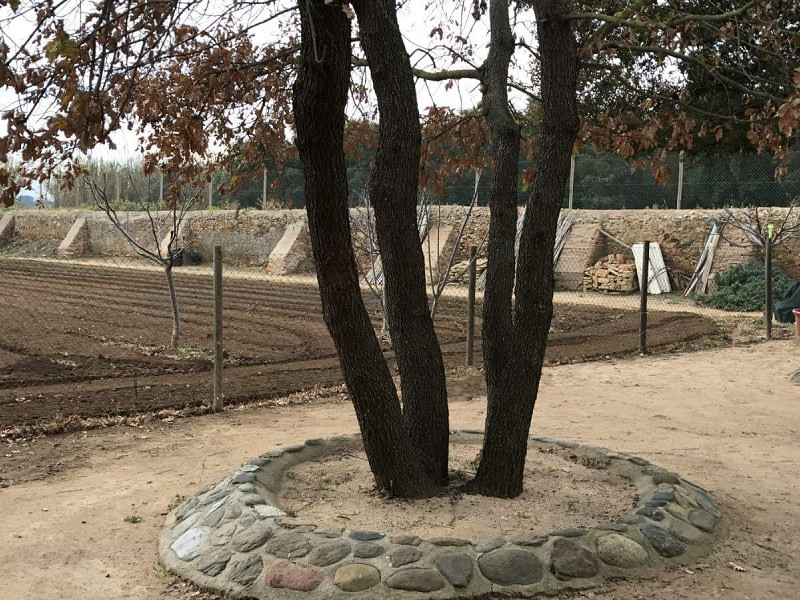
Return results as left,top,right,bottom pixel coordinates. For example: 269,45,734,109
1,340,799,600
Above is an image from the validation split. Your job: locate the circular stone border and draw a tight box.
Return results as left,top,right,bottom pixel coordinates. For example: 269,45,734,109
159,431,725,599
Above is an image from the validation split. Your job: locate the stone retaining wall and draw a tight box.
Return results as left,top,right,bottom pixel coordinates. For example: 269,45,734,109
3,208,798,282
159,431,724,600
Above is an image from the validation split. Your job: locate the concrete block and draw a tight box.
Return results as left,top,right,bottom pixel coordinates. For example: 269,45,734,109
57,217,89,257
267,221,314,275
0,213,15,243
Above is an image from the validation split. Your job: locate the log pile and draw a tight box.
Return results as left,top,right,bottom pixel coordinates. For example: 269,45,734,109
583,253,639,293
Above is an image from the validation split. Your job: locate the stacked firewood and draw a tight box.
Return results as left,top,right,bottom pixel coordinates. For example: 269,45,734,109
583,253,638,292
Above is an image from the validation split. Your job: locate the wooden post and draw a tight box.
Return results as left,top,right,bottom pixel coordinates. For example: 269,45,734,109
639,240,650,355
115,171,120,204
765,239,772,340
159,172,164,207
213,245,224,410
676,150,685,210
568,154,576,209
208,178,213,210
466,245,477,366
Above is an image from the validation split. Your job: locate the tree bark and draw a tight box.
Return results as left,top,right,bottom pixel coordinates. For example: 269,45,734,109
164,263,180,349
470,0,579,498
480,0,521,396
293,0,435,497
351,0,450,484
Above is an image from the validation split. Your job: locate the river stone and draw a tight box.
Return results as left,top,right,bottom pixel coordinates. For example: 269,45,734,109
349,530,385,541
210,522,237,546
597,534,649,568
316,528,344,538
651,492,676,503
597,524,628,532
478,548,543,586
254,505,285,518
688,509,717,533
232,472,256,485
238,511,257,530
353,542,384,558
228,554,263,586
514,533,548,547
267,561,323,592
196,549,232,577
392,535,422,546
305,438,325,446
386,568,446,592
239,464,260,472
282,443,306,453
668,518,709,545
198,487,232,508
261,450,284,458
551,538,600,580
231,521,273,552
171,527,206,561
390,546,423,567
224,502,242,520
307,541,351,567
653,472,681,485
620,514,644,525
266,532,313,558
248,457,271,467
236,483,256,494
333,564,381,592
430,537,471,547
550,528,588,538
474,536,506,553
435,552,474,588
636,507,665,521
172,512,202,539
175,496,198,520
641,524,685,558
240,493,266,507
202,507,226,528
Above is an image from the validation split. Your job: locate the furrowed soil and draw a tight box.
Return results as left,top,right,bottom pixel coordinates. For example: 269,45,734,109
0,342,798,600
0,258,719,430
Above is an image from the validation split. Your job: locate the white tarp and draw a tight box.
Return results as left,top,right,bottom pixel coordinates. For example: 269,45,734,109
632,242,671,295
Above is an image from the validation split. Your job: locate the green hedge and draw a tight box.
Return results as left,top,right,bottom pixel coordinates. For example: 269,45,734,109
702,260,794,312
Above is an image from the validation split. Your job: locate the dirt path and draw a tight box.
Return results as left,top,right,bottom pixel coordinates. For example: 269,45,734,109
1,341,799,599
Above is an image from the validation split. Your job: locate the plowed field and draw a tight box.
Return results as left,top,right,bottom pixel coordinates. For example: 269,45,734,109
0,259,719,428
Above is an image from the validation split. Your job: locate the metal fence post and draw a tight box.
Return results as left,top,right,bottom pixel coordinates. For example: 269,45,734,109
676,150,685,210
639,240,650,355
466,245,477,366
262,167,268,210
765,238,772,340
213,245,224,411
568,154,576,210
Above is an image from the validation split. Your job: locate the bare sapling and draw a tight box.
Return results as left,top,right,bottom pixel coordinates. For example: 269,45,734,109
85,175,205,349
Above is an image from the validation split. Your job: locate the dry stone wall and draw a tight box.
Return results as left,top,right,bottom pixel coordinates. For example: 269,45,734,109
2,208,799,283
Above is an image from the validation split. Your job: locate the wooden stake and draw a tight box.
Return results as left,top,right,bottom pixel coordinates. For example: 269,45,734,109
639,240,650,355
466,245,477,366
213,245,224,410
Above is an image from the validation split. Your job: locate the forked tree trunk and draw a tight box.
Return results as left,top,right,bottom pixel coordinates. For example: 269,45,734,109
164,263,180,349
352,0,450,484
470,0,579,498
293,0,435,497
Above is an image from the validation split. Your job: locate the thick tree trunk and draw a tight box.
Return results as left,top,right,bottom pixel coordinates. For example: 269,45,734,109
293,0,435,497
470,0,579,498
351,0,450,484
164,263,180,349
480,0,521,395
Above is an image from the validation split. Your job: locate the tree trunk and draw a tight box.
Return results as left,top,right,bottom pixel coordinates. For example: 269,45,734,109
164,263,180,349
480,0,521,396
470,0,579,498
351,0,450,484
293,0,435,497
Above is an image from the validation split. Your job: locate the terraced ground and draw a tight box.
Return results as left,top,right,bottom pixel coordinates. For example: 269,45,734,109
0,258,719,428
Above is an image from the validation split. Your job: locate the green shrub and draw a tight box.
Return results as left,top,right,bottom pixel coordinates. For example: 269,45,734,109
702,260,794,312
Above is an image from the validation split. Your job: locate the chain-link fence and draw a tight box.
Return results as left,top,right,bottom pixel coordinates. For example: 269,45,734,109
2,158,797,438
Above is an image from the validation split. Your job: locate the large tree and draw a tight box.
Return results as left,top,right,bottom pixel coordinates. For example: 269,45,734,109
1,0,797,498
